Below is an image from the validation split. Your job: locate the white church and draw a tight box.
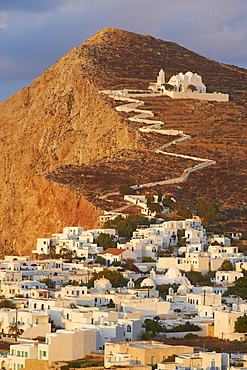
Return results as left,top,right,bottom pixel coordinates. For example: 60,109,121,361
148,69,229,101
149,69,206,93
140,267,192,290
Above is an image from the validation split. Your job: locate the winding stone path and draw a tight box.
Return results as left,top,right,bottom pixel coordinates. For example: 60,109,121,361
99,90,216,211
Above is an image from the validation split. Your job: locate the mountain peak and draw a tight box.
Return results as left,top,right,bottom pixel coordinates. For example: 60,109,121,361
83,27,152,46
0,28,246,255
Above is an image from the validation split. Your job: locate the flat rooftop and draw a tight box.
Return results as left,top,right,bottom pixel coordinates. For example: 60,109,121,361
118,341,191,349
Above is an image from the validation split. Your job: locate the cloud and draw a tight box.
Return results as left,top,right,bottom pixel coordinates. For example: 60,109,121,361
0,11,8,28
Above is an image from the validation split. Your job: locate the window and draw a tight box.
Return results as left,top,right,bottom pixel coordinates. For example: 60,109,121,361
25,352,28,357
126,325,131,332
11,350,14,355
17,351,20,356
21,352,24,357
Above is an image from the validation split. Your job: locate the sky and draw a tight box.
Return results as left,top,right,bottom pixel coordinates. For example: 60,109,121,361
0,0,247,103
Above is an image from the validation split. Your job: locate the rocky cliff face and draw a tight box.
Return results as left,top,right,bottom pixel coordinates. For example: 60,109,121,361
0,27,246,255
0,30,142,255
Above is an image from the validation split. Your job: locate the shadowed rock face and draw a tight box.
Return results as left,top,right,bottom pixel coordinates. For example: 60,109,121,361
0,27,246,255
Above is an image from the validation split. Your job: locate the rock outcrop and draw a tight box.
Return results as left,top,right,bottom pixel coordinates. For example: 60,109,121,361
0,27,246,254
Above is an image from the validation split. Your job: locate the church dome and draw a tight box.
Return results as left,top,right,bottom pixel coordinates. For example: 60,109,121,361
94,276,112,292
141,277,156,288
165,266,182,279
177,284,189,294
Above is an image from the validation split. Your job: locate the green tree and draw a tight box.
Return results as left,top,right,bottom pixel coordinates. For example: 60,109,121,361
197,200,218,223
166,321,200,332
117,221,133,238
0,300,14,308
206,85,217,93
142,319,163,336
218,259,234,271
111,261,122,267
148,203,162,213
157,190,163,203
164,84,175,91
184,271,215,286
142,256,156,263
170,202,191,218
223,277,247,299
184,333,199,339
123,260,141,273
87,268,128,288
40,278,55,289
8,322,18,336
95,233,117,250
95,256,107,266
145,193,154,207
119,184,134,195
156,284,178,299
106,214,153,239
162,196,175,208
177,229,186,247
65,280,80,286
187,84,197,92
126,214,151,228
137,330,151,340
235,315,247,333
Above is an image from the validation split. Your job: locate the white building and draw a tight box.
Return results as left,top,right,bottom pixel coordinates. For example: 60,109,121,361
6,329,96,367
8,343,38,370
141,267,192,289
33,227,114,258
215,271,243,285
37,329,96,364
167,71,206,93
214,310,245,341
148,69,229,101
0,308,50,338
99,248,137,266
157,351,229,370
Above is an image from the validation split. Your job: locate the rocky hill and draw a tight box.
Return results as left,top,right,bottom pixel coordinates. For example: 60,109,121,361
0,27,246,255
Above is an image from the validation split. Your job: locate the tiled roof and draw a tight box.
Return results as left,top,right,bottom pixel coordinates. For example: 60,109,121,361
99,248,127,255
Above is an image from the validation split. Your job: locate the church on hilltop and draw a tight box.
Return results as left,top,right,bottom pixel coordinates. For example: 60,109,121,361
149,69,206,93
148,69,229,101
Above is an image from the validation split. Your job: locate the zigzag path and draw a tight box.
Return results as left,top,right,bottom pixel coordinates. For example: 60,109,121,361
99,90,216,212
